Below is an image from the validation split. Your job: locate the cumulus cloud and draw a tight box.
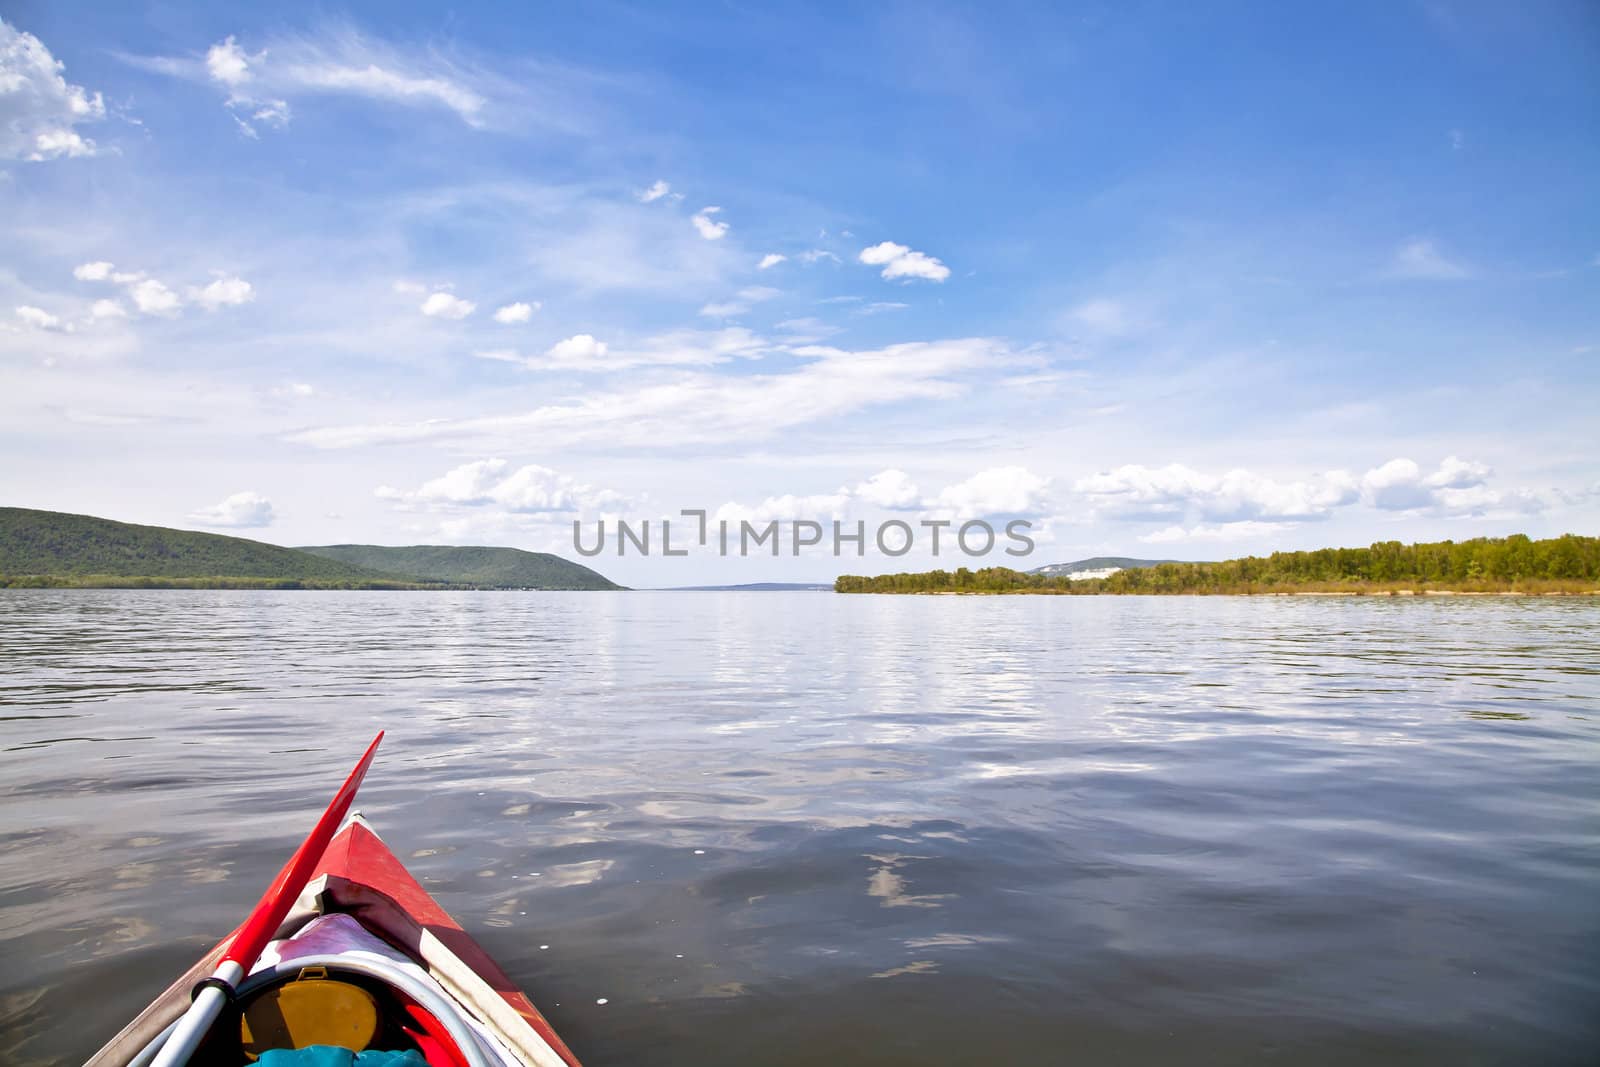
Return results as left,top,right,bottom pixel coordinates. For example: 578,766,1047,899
691,206,729,240
89,298,125,319
73,261,253,318
128,278,182,316
636,179,675,203
714,466,1049,528
1075,464,1358,523
493,301,537,324
189,276,255,310
1074,456,1538,527
854,469,921,509
14,305,66,331
0,19,107,161
205,36,253,87
419,291,475,319
927,467,1050,515
1358,456,1538,515
476,327,770,374
376,458,623,515
1387,239,1471,280
202,35,291,137
758,253,787,270
544,333,608,363
189,491,275,528
714,491,852,525
73,261,115,281
798,249,842,265
858,241,950,282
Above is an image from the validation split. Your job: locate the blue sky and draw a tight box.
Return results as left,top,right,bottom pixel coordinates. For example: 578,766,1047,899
2,1,1596,584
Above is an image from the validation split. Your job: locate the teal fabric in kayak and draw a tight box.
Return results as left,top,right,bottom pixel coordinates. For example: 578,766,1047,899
255,1048,429,1067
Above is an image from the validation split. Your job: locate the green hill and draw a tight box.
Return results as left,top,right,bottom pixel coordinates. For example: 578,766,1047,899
298,544,623,590
0,507,416,587
0,507,623,590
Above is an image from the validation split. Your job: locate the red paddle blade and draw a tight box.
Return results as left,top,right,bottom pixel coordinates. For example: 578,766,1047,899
222,730,384,970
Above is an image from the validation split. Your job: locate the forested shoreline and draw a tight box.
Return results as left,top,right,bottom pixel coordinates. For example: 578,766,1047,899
835,534,1600,595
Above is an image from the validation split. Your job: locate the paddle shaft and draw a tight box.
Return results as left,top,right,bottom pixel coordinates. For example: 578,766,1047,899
149,732,384,1067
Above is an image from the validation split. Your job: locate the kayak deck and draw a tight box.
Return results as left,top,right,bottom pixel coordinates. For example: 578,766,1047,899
86,817,580,1067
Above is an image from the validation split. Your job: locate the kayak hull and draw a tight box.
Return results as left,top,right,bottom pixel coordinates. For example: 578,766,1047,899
86,817,580,1067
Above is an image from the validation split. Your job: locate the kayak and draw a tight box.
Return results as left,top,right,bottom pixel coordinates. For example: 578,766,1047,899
85,739,581,1067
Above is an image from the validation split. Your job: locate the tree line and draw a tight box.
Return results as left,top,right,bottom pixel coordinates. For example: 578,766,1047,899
834,534,1600,595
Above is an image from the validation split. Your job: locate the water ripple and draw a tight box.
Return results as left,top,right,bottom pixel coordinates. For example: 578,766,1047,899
1,591,1597,1065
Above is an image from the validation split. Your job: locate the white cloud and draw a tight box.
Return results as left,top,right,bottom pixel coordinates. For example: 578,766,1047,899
477,327,770,373
377,458,622,514
692,206,729,240
290,336,1011,449
1359,456,1529,515
1074,457,1535,527
73,261,114,281
1076,464,1359,523
205,36,254,87
758,253,787,270
798,250,841,265
251,99,291,127
89,298,125,319
0,19,107,161
715,491,852,525
1387,239,1471,280
854,469,921,509
189,491,275,528
129,278,182,317
392,279,427,295
153,28,498,134
73,261,249,318
189,276,255,310
859,241,950,282
419,291,475,319
928,467,1050,515
1139,521,1296,545
545,333,608,363
291,62,484,124
636,179,673,203
493,301,537,324
15,305,65,331
202,36,290,136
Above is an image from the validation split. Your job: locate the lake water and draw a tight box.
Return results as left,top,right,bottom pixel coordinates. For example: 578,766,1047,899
1,590,1597,1065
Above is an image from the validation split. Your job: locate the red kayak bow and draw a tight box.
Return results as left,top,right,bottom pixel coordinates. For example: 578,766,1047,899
149,731,385,1067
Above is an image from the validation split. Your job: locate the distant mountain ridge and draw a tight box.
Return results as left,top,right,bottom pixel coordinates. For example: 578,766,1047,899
0,507,621,590
1028,556,1189,576
298,544,622,590
0,507,398,584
